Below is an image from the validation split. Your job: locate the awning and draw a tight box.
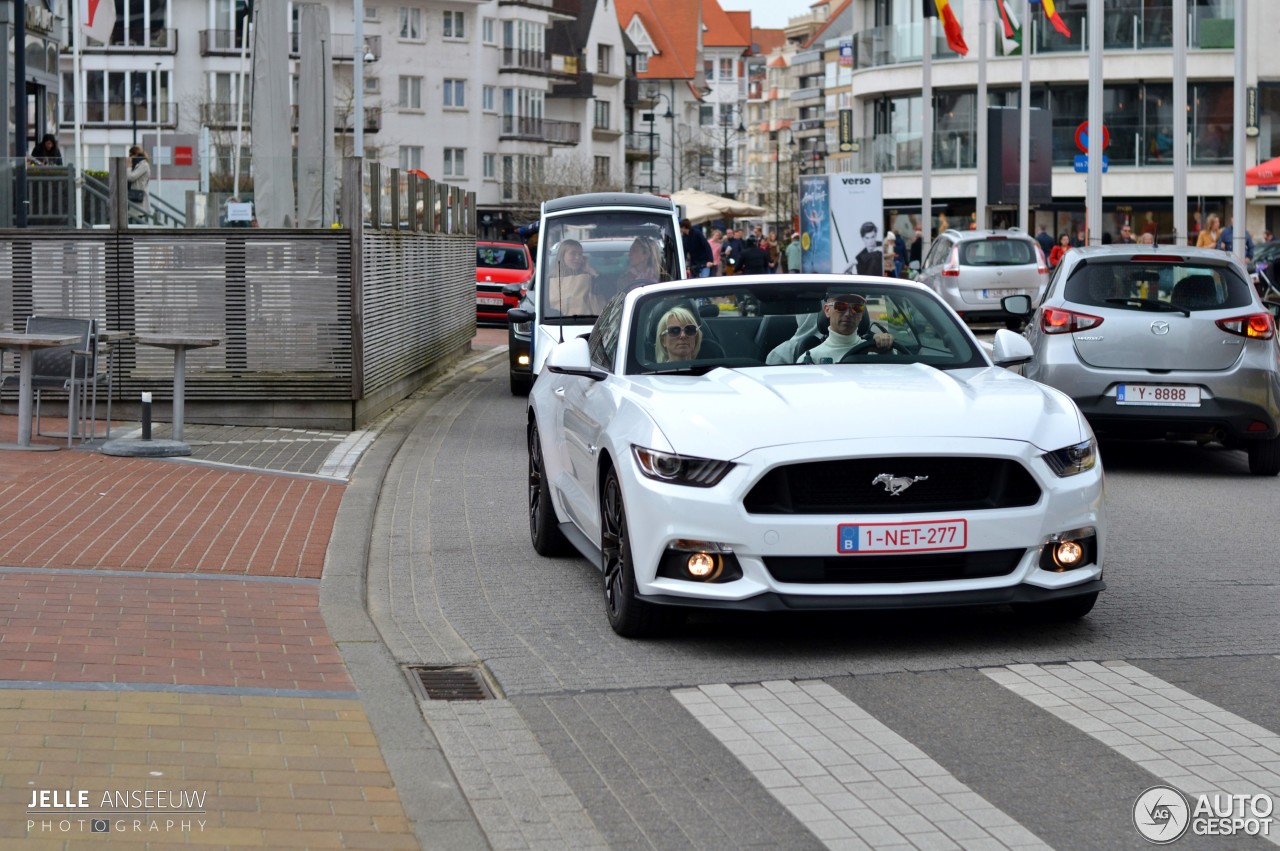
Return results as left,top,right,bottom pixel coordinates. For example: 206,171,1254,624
1246,157,1280,187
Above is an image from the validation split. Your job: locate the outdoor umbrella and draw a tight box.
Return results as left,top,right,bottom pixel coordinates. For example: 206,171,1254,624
1246,157,1280,186
671,188,767,220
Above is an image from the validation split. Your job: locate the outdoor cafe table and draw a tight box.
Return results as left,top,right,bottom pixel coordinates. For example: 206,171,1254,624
0,331,81,450
133,333,222,443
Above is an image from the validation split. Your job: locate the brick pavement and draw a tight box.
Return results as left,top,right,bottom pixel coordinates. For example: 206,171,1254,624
0,406,417,848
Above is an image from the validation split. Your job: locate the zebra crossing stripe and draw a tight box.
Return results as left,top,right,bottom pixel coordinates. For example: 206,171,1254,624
674,680,1049,850
983,661,1280,846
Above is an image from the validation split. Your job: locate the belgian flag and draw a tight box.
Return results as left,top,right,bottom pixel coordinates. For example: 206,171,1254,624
924,0,969,57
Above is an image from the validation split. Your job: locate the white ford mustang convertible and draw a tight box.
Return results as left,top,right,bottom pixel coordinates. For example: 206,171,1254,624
526,275,1106,637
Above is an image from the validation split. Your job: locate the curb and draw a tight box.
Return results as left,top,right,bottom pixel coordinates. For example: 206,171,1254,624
320,346,508,851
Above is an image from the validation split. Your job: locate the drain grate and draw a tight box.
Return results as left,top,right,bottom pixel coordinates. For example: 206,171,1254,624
406,665,496,701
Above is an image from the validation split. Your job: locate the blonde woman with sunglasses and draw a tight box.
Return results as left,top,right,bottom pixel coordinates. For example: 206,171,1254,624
654,306,702,362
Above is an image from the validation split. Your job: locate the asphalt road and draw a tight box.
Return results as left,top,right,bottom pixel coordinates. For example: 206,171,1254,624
370,350,1280,851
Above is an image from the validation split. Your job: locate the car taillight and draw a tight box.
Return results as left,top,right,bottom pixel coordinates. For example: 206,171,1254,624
942,245,961,277
1215,313,1275,340
1041,307,1104,334
1034,243,1049,275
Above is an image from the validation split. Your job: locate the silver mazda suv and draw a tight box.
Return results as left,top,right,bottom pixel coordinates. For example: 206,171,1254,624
1014,245,1280,475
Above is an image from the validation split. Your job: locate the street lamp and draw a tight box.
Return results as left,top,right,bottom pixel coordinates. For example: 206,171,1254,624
720,106,745,198
131,84,144,146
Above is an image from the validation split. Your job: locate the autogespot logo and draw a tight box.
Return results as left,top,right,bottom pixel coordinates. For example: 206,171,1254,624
1134,785,1191,844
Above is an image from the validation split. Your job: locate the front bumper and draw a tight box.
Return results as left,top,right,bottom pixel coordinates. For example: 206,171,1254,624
642,579,1105,611
613,436,1106,609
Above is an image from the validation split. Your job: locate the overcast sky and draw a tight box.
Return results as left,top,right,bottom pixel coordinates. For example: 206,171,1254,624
721,1,792,30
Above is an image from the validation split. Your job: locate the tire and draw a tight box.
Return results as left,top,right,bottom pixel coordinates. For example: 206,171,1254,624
1015,591,1098,622
528,421,573,556
600,467,682,638
1247,436,1280,476
510,371,532,396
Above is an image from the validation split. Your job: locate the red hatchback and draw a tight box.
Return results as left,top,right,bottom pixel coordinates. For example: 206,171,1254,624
476,241,533,324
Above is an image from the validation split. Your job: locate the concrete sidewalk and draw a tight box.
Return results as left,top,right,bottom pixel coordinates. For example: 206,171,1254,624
0,343,505,849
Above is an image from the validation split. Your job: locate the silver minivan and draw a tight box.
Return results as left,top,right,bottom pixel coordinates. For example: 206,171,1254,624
1014,245,1280,475
917,228,1049,328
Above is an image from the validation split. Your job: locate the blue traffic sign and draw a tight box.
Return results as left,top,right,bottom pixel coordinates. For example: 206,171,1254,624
1074,154,1109,173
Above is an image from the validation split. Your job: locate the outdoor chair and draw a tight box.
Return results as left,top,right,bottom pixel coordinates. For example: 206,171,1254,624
0,316,104,446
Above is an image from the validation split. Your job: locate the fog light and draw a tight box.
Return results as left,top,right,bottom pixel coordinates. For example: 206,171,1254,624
1054,540,1084,568
517,354,530,366
687,552,717,578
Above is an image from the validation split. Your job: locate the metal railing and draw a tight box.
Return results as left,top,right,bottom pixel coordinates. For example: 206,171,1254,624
61,101,178,129
199,30,382,60
543,119,581,145
81,26,177,52
500,48,550,73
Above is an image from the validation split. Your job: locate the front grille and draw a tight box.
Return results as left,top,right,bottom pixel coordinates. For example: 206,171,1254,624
744,457,1041,514
764,549,1025,584
476,282,506,294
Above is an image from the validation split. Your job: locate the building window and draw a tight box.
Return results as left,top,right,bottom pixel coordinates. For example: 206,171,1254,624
700,105,714,126
482,85,496,112
364,76,380,93
720,57,734,80
444,148,465,177
483,17,496,44
594,156,610,185
483,153,495,179
399,146,423,171
444,78,465,108
443,10,466,39
593,99,610,130
637,53,649,73
399,76,422,110
704,59,714,80
597,44,613,75
365,5,378,21
398,7,422,40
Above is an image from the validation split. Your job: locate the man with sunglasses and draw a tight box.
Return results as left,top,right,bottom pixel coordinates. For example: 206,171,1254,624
797,293,894,364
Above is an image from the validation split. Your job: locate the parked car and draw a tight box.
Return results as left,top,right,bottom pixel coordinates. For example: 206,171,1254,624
916,228,1049,329
526,274,1106,637
1015,244,1280,475
506,192,686,395
475,241,533,324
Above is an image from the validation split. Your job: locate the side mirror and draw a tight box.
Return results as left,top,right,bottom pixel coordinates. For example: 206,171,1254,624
508,307,533,324
991,328,1034,367
1002,294,1033,316
545,337,605,381
502,284,524,298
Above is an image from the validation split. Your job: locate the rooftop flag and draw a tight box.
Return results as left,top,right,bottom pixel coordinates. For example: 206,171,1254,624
1030,0,1072,39
996,0,1022,54
81,0,116,45
926,0,969,57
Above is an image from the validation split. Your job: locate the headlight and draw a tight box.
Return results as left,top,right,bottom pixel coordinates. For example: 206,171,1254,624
1041,438,1097,477
631,445,735,487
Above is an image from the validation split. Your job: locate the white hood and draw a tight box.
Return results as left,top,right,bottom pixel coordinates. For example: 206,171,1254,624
625,363,1086,460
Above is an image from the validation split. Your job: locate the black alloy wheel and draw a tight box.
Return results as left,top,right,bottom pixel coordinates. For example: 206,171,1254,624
600,467,680,637
528,421,572,555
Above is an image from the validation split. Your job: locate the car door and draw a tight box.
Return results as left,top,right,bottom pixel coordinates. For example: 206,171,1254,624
558,295,626,539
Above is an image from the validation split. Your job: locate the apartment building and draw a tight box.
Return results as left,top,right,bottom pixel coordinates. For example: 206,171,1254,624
39,0,632,235
776,0,1276,242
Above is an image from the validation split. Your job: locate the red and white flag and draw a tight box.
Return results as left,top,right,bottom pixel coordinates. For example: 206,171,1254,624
81,0,116,44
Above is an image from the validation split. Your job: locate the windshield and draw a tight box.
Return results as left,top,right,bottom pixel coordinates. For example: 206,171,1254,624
1064,260,1253,311
625,281,985,374
538,210,680,320
477,245,529,270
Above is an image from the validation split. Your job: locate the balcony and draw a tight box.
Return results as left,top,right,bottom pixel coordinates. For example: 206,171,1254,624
501,48,550,74
792,117,826,132
80,26,177,53
62,101,179,129
790,87,823,105
199,101,251,128
551,72,595,99
624,78,642,106
336,106,382,133
199,30,382,61
499,116,579,144
625,131,657,161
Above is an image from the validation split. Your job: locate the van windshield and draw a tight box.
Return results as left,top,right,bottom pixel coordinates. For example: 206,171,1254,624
538,211,681,320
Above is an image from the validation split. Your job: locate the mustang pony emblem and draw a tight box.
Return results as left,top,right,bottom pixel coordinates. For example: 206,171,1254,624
872,473,928,496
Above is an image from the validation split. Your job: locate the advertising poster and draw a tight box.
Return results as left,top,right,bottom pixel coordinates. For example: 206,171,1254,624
828,173,884,275
799,174,884,274
798,175,831,273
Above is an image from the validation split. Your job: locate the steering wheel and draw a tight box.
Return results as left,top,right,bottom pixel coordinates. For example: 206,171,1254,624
838,337,910,361
869,320,894,335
